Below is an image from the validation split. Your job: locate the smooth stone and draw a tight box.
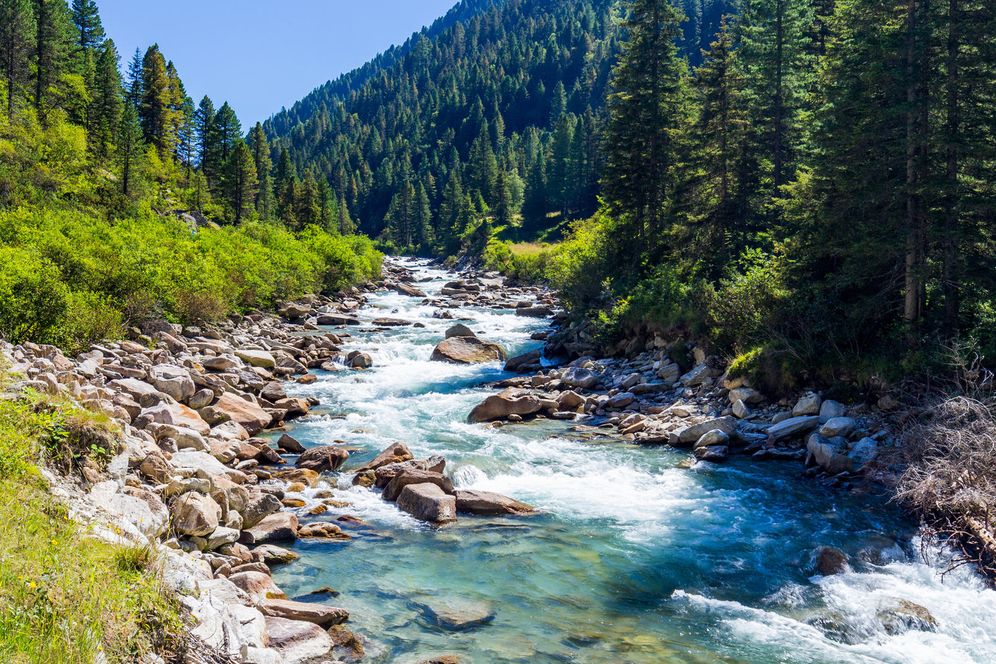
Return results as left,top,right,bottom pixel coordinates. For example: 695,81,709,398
430,336,506,364
260,599,348,627
396,483,457,523
263,616,334,663
240,512,299,544
415,597,496,631
454,490,536,516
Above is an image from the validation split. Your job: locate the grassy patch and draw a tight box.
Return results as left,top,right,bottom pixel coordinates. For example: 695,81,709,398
0,386,182,663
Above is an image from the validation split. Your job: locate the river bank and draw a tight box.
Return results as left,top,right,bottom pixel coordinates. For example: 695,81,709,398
4,257,996,663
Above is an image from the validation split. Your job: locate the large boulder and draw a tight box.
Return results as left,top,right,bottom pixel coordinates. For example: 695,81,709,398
396,483,457,523
818,417,858,438
445,323,476,338
213,393,272,435
515,306,552,318
454,490,535,516
560,366,600,390
263,617,333,664
240,512,299,544
793,393,823,416
148,364,196,403
382,469,454,502
277,433,306,453
235,349,276,369
806,434,853,474
171,492,222,537
241,493,283,529
877,599,938,635
430,336,506,364
296,445,349,473
373,457,446,489
140,401,211,435
848,437,879,470
468,389,543,423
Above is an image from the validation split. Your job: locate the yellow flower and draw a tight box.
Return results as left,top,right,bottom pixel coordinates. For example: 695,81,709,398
51,539,58,546
28,581,37,590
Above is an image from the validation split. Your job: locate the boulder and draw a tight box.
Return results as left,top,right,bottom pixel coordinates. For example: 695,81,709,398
677,416,736,446
818,417,858,438
141,401,211,435
560,367,600,390
694,445,729,462
848,437,879,470
346,351,373,369
728,387,764,405
371,317,411,327
171,492,222,537
241,494,284,529
444,323,476,338
877,599,938,635
240,512,299,544
503,349,542,373
515,306,552,318
317,314,361,326
382,469,454,502
605,392,636,410
277,433,305,454
431,336,506,364
806,433,853,474
396,483,457,523
819,399,848,418
235,349,277,369
263,617,333,664
767,416,821,442
260,599,348,627
792,393,823,416
148,364,196,403
252,544,299,565
468,389,542,423
454,490,535,516
353,443,414,473
811,546,849,576
392,282,427,298
694,429,730,449
298,522,351,540
732,399,751,419
373,457,446,488
296,445,349,473
680,364,712,387
214,393,272,435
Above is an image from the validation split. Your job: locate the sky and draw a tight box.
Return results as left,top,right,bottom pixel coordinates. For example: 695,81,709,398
98,0,458,127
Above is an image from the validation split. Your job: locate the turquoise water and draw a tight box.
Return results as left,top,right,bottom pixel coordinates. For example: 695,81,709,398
272,259,996,663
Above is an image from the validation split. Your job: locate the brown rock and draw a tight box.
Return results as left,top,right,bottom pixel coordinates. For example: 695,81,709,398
396,483,457,524
455,490,536,516
296,445,349,473
213,392,272,435
264,616,333,662
353,443,414,473
260,599,348,627
468,389,542,423
382,469,454,502
430,336,506,364
240,512,299,544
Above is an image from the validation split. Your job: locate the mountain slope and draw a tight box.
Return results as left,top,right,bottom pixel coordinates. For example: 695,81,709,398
264,0,733,254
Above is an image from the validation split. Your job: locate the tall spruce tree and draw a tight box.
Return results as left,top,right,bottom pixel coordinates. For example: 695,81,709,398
89,38,122,159
249,123,274,220
0,0,34,122
33,0,72,118
118,101,144,197
70,0,103,53
226,139,257,224
601,0,690,264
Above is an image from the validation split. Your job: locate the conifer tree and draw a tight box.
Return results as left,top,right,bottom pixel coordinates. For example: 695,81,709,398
89,38,122,159
226,139,257,224
118,102,144,197
414,183,434,251
212,102,241,164
249,122,274,220
125,47,143,109
194,95,217,178
0,0,34,121
602,0,689,259
466,123,498,205
70,0,103,53
33,0,72,118
139,44,174,153
337,196,355,235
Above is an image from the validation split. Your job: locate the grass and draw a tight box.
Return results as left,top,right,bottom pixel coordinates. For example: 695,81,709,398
0,380,183,663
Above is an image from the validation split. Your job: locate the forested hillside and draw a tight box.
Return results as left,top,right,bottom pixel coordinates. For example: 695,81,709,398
264,0,733,255
0,0,380,352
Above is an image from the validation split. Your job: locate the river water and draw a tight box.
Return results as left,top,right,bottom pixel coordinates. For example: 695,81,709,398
272,258,996,663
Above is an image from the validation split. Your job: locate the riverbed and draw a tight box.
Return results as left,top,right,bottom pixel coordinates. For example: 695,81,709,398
272,258,996,663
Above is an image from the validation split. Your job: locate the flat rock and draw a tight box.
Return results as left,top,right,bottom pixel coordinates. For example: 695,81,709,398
260,599,348,627
768,415,820,442
468,389,542,423
677,416,736,446
214,393,272,435
353,443,414,473
383,469,454,502
455,490,536,516
415,597,496,631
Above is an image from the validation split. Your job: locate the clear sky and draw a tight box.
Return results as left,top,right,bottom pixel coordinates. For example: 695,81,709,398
98,0,458,127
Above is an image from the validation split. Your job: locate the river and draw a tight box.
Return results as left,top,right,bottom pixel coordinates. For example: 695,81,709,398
271,258,996,663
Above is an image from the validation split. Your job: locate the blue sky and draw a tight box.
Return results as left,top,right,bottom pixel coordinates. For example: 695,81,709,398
98,0,458,126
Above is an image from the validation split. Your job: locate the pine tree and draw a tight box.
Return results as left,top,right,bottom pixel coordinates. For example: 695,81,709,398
71,0,103,53
249,123,274,220
466,123,498,206
33,0,72,118
125,47,143,109
165,61,186,159
337,196,355,235
297,169,321,228
414,183,434,251
212,102,241,164
226,139,257,223
689,18,749,278
194,95,217,178
118,102,144,197
384,181,416,249
601,0,690,260
139,44,174,153
0,0,34,122
89,38,122,159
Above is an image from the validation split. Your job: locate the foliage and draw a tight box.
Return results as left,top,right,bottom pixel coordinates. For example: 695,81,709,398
0,386,182,662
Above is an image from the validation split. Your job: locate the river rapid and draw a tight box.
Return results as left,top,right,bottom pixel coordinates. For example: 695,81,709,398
271,258,996,663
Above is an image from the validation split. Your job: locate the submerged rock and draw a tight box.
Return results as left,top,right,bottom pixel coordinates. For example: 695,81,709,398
811,546,849,576
431,336,506,364
415,597,496,631
877,599,938,634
